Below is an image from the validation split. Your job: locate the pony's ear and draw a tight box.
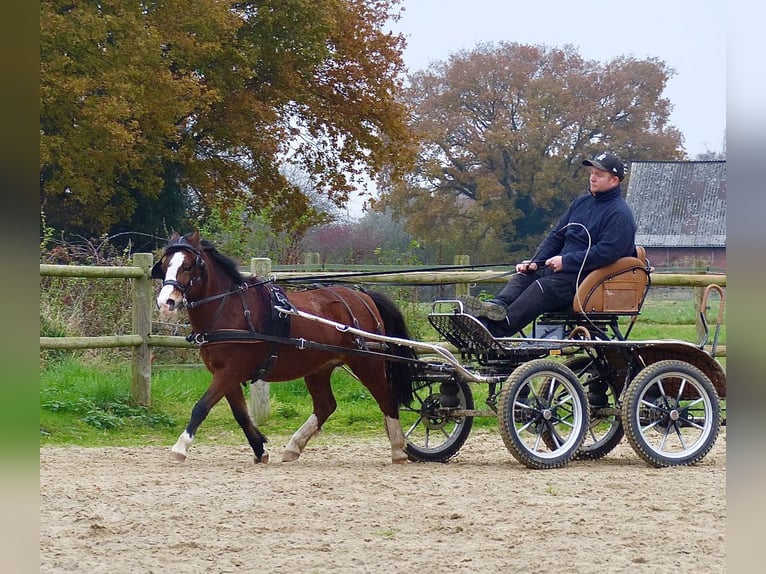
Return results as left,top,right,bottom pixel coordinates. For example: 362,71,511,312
188,230,200,245
169,231,180,241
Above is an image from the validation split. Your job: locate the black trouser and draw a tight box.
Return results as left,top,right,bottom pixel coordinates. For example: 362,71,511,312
491,267,577,335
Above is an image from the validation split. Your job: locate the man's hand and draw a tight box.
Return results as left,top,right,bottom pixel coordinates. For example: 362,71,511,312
516,260,539,273
546,255,563,272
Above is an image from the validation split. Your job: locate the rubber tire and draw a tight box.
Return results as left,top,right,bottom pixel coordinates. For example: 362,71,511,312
402,376,474,462
498,359,588,469
622,359,721,468
564,356,625,461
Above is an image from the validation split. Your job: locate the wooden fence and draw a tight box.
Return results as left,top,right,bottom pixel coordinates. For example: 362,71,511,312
40,254,726,418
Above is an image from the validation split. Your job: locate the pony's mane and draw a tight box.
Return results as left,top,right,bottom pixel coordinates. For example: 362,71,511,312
165,233,245,286
198,238,246,286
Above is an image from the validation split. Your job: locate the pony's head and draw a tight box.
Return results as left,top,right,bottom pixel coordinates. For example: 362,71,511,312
152,231,246,319
153,231,206,318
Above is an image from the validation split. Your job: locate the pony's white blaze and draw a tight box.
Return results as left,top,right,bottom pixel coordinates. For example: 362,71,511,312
282,414,320,462
156,251,186,318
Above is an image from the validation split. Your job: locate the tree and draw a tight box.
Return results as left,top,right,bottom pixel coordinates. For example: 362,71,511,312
304,209,418,264
40,0,414,243
376,42,683,262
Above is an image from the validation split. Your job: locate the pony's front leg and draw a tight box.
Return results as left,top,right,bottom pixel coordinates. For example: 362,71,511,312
171,430,194,461
385,416,409,464
282,414,320,462
170,387,222,462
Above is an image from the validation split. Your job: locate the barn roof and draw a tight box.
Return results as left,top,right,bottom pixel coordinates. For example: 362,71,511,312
624,160,726,247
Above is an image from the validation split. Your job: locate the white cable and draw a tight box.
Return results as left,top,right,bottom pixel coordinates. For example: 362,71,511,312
555,222,599,333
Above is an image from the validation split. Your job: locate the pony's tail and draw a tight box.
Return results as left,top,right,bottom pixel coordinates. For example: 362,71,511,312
366,290,417,408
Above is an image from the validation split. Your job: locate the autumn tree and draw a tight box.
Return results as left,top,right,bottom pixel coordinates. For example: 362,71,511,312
40,0,414,243
376,42,683,262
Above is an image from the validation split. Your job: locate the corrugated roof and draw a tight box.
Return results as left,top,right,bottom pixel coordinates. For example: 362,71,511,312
625,160,726,247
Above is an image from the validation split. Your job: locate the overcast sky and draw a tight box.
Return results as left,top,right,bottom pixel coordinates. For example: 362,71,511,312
344,0,725,217
388,0,726,157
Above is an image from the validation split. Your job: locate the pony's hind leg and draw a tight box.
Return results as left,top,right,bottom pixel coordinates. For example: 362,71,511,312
349,359,409,464
226,385,269,463
283,369,336,462
282,414,321,462
384,415,408,464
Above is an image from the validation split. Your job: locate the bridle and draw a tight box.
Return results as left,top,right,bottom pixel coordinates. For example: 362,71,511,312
152,243,273,309
151,244,206,299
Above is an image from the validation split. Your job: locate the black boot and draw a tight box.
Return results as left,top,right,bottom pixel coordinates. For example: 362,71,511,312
483,317,513,338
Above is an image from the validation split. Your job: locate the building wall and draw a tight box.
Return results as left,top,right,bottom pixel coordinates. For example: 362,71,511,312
644,247,726,271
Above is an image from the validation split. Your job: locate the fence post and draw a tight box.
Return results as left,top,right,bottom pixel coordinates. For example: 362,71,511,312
131,253,153,406
303,252,321,266
454,255,470,298
249,257,272,424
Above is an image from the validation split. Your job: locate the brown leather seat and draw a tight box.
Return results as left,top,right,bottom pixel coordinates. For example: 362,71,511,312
572,246,652,315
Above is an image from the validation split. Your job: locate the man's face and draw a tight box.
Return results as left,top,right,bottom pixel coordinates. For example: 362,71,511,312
588,167,619,193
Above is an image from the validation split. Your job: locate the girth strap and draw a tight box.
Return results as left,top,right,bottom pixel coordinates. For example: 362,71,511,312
248,283,291,382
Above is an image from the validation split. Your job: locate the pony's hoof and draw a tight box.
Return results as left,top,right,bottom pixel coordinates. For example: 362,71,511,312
281,448,300,462
170,450,187,462
392,451,409,464
255,452,270,464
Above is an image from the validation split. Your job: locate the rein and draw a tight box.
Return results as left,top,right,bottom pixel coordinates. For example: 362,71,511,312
186,328,425,367
278,262,518,285
157,239,426,370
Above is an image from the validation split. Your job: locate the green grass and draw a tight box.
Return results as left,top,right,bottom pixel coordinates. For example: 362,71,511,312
622,297,726,346
40,296,725,448
40,357,398,447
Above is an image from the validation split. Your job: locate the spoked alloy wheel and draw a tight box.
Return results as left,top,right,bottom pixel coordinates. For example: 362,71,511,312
622,360,721,467
498,359,588,469
401,375,474,462
564,356,624,460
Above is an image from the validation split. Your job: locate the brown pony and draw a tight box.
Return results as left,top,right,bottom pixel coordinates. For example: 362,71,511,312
153,231,418,464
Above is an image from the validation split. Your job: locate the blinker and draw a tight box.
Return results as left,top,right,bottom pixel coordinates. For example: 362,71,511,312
151,260,165,280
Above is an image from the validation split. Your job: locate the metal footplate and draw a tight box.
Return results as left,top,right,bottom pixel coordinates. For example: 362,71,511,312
429,311,502,352
428,300,563,358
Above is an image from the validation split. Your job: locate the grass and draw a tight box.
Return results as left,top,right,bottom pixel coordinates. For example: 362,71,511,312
40,357,399,448
40,294,725,448
622,297,726,346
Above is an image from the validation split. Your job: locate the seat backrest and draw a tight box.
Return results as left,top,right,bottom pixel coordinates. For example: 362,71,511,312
572,247,651,314
635,245,646,263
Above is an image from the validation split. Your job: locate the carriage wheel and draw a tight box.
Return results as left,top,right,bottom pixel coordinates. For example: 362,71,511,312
562,356,625,461
498,359,588,469
401,374,474,462
621,360,721,468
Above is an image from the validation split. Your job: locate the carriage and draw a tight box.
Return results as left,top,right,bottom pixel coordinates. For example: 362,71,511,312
154,232,726,470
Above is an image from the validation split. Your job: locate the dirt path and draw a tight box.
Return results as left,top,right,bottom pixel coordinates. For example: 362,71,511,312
40,429,726,573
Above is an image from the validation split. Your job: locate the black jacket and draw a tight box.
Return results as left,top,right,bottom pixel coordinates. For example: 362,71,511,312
531,185,636,275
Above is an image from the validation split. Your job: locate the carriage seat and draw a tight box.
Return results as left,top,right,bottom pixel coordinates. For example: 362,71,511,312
571,245,652,315
533,246,652,340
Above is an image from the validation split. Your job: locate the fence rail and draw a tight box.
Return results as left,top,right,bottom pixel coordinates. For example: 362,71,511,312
41,254,726,410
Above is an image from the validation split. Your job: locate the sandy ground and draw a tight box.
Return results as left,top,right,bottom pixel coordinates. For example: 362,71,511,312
40,428,726,573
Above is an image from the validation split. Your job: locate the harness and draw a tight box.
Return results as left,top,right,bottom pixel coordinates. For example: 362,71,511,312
155,239,421,380
186,285,418,366
185,282,294,383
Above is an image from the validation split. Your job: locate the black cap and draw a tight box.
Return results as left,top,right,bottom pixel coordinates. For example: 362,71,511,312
583,152,625,181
